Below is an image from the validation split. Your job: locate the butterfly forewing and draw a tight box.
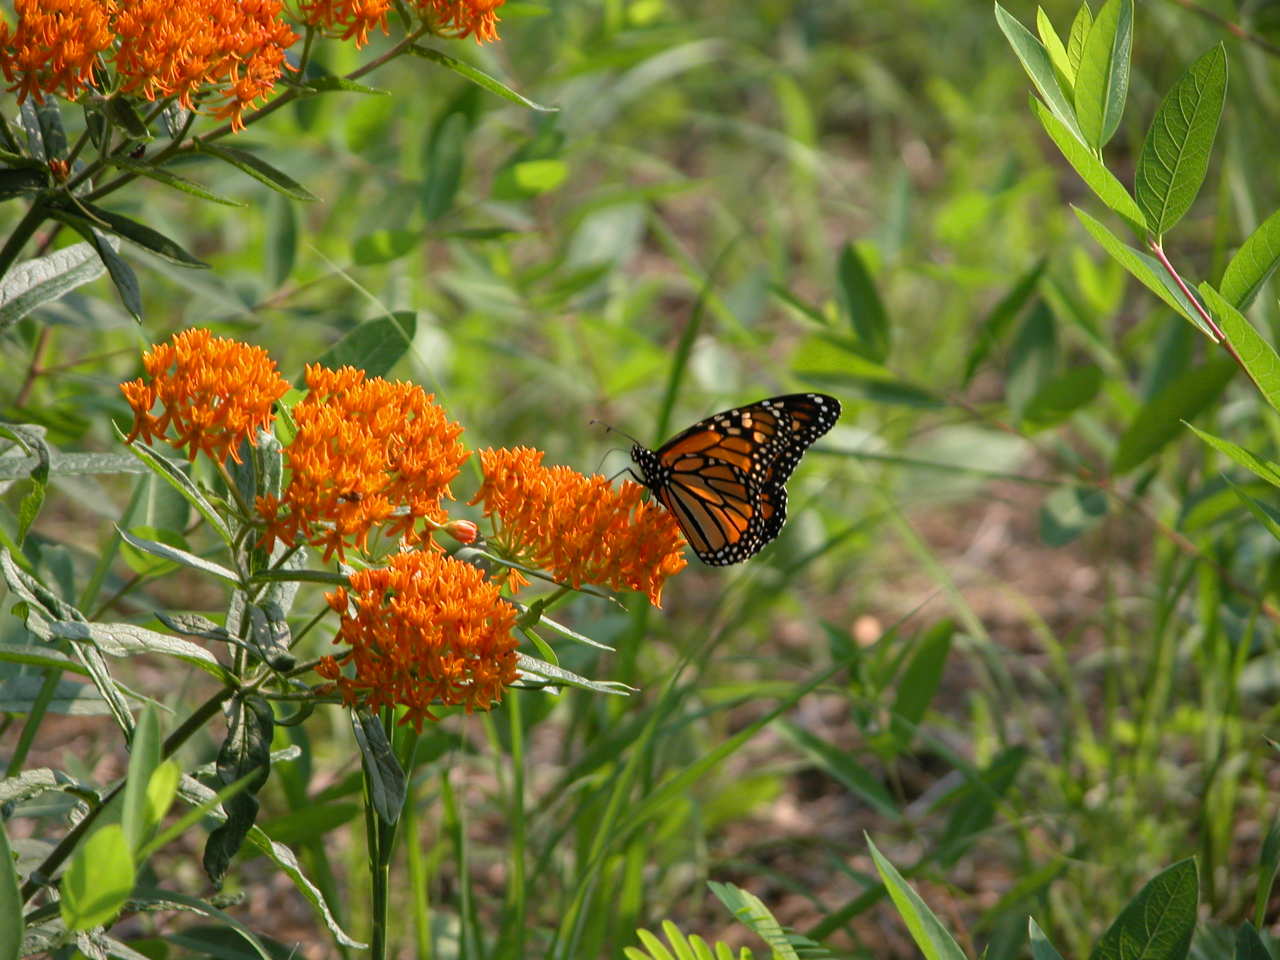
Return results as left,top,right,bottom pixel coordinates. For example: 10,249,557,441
631,393,840,565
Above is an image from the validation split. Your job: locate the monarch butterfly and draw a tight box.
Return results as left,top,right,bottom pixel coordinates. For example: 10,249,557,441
630,394,841,565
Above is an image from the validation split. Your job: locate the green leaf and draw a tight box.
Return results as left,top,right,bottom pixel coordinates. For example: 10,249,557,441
1074,207,1215,337
51,199,209,267
351,710,407,826
121,706,161,852
1112,358,1235,474
197,142,318,201
312,312,417,379
48,619,232,681
891,620,953,744
1040,485,1108,546
117,527,238,583
1228,477,1280,542
1135,44,1227,236
836,243,890,363
353,229,421,265
1032,99,1146,231
1236,923,1270,960
1029,918,1066,960
62,221,143,321
408,44,558,112
964,257,1045,384
203,695,274,887
936,745,1027,865
143,760,181,839
1221,206,1280,309
0,241,107,333
1255,816,1280,928
60,824,136,931
247,602,295,672
1067,4,1093,75
0,820,22,960
296,75,388,96
774,719,899,819
109,157,242,206
1073,0,1133,150
1200,282,1280,413
114,423,233,546
1089,858,1197,960
995,2,1085,142
1037,7,1075,93
1006,300,1057,420
0,166,47,200
867,836,969,960
1021,364,1103,431
421,110,468,221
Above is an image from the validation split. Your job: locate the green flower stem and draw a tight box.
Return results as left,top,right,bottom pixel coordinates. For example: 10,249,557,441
362,707,400,960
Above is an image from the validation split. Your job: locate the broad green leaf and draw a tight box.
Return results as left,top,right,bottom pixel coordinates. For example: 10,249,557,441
837,243,890,362
1074,0,1133,150
1032,99,1146,232
1074,207,1215,337
1221,206,1280,309
964,257,1045,384
1089,859,1197,960
122,706,161,852
408,44,557,111
203,695,274,887
353,229,421,265
1067,4,1093,74
143,760,181,838
0,821,21,960
60,824,136,931
312,312,416,379
0,241,107,333
197,142,317,201
995,3,1085,142
1030,918,1066,960
867,836,968,960
1236,923,1270,960
1198,430,1280,490
1112,358,1235,474
774,719,899,818
1199,282,1280,413
1037,8,1075,93
1040,485,1107,546
891,620,953,744
1135,44,1227,236
1022,364,1103,431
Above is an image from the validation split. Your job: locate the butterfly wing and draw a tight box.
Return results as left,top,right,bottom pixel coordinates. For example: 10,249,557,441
633,393,839,564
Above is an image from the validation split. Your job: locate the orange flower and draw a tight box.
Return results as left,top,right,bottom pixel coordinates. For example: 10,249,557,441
112,0,297,130
413,0,505,43
0,0,116,103
317,550,520,729
257,365,469,562
470,447,688,606
119,328,289,465
299,0,393,47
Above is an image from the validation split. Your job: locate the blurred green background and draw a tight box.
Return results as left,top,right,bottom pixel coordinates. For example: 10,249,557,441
7,0,1280,956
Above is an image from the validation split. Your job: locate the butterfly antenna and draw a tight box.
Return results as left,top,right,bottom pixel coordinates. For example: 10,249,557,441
589,417,644,448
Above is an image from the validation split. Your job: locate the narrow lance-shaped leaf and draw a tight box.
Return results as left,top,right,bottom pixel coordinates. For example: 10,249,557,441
51,216,143,321
1112,358,1235,474
1220,204,1280,309
197,141,317,201
203,695,274,887
1037,7,1075,95
1199,281,1280,413
867,836,969,960
1135,44,1227,237
0,241,107,333
1066,3,1093,75
1033,98,1145,232
1074,0,1133,150
995,2,1085,143
837,242,889,362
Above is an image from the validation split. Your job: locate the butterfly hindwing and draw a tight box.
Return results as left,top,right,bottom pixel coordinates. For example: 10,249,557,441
631,393,839,565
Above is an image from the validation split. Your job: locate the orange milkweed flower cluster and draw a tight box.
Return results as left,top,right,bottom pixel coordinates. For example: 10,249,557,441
470,446,688,607
317,550,520,729
417,0,506,44
298,0,393,48
0,0,297,129
257,365,470,562
119,328,290,465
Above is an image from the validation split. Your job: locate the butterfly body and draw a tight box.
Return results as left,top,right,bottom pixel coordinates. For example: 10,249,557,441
630,393,840,565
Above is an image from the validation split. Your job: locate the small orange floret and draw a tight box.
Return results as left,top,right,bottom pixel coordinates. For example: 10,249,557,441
257,365,470,563
321,550,520,729
0,0,116,103
470,446,688,607
299,0,393,47
119,328,289,465
413,0,505,43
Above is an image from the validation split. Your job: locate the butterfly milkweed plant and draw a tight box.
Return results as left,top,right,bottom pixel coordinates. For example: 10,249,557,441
0,0,699,953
